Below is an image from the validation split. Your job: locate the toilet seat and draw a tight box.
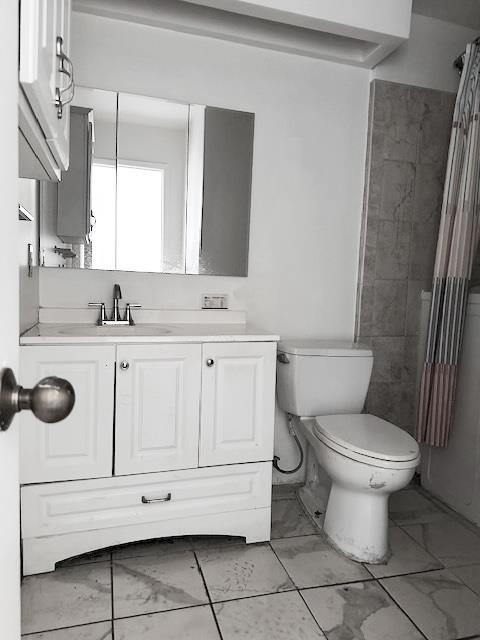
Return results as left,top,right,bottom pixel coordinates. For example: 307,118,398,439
313,414,420,470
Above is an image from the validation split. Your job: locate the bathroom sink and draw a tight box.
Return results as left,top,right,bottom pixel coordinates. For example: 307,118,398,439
55,324,172,337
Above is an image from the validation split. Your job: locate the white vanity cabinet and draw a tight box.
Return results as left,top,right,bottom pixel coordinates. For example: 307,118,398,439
115,344,202,475
200,343,276,466
19,345,115,484
19,0,72,180
19,335,277,575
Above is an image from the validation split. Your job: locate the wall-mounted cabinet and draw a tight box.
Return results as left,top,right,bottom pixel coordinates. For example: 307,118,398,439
19,339,276,574
19,0,73,181
57,107,94,243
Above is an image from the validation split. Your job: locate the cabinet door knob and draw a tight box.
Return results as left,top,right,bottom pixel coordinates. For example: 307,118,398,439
120,361,130,370
0,368,75,431
206,358,215,367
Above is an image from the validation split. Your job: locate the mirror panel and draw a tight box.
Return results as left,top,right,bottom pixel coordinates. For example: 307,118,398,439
39,88,254,277
117,94,189,274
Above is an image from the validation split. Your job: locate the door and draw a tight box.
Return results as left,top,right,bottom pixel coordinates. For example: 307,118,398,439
19,346,115,483
115,344,201,475
199,342,276,466
1,1,20,635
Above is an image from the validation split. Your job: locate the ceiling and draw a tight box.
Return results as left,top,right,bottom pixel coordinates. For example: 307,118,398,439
73,0,411,68
413,0,480,30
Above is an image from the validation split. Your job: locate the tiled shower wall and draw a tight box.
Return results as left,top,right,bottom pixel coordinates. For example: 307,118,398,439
355,80,456,434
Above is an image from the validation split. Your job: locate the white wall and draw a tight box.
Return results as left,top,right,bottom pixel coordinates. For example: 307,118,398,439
40,11,370,482
373,13,478,92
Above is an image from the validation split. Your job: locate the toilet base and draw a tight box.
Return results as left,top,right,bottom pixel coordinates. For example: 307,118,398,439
323,484,391,564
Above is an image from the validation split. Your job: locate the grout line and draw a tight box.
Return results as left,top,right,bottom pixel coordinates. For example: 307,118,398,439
106,602,213,625
110,562,115,640
376,579,429,640
21,619,113,637
297,589,330,637
193,551,224,640
363,565,445,582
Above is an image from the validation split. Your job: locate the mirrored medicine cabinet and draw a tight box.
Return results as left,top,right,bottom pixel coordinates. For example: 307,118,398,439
39,87,255,277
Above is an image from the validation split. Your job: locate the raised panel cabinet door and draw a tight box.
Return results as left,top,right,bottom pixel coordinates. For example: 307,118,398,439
199,342,276,466
115,344,201,475
19,345,115,484
19,0,71,171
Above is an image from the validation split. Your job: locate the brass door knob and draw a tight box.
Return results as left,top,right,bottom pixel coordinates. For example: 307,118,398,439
0,368,75,431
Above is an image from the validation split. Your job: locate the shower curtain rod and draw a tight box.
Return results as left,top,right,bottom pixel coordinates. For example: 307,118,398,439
454,36,480,74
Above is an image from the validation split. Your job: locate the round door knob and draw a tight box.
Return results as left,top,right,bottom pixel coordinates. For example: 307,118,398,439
120,361,130,370
206,358,215,367
0,368,75,431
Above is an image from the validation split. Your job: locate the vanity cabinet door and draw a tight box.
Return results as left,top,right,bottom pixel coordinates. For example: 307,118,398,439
199,343,276,466
19,345,115,484
115,344,201,475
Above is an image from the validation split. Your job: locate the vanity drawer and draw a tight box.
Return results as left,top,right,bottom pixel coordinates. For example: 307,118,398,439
21,462,271,538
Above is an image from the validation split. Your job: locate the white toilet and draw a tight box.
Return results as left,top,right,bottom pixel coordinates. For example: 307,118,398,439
276,339,420,564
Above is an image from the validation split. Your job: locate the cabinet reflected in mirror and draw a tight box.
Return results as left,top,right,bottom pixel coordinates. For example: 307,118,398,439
39,88,254,277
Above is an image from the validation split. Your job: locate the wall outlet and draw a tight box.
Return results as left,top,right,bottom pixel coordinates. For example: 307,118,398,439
202,294,229,309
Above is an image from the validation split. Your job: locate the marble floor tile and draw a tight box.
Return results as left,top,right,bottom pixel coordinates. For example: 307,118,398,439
366,526,442,578
450,564,480,597
21,563,112,635
196,543,293,602
214,591,326,639
23,621,112,640
190,535,244,551
271,499,317,539
114,605,220,640
381,569,480,640
389,489,450,525
111,536,193,560
271,535,371,588
112,550,208,618
302,580,424,640
402,519,480,567
272,484,300,501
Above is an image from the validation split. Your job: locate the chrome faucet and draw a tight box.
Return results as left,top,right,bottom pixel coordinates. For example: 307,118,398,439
89,284,141,326
113,283,122,322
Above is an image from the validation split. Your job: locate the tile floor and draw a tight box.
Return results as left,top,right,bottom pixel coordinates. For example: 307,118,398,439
21,485,480,640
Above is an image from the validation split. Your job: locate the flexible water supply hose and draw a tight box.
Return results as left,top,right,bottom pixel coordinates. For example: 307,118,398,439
273,414,304,474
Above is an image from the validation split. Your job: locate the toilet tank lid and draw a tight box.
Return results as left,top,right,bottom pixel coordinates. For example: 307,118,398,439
277,339,372,357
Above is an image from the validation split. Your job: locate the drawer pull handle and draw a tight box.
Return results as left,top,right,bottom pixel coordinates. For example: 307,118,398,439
120,361,130,370
206,358,215,367
141,493,172,504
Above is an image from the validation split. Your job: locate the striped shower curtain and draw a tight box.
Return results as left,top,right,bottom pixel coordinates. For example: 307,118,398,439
417,42,480,447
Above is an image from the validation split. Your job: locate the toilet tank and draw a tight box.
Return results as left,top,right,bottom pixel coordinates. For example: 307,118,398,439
276,340,374,417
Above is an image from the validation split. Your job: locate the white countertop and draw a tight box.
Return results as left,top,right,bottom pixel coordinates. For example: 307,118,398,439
20,323,280,345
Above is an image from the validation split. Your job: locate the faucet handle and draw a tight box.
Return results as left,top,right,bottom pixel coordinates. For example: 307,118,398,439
125,303,141,326
113,284,122,299
88,302,106,326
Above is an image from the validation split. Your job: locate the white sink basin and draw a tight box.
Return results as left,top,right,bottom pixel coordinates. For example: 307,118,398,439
55,324,172,337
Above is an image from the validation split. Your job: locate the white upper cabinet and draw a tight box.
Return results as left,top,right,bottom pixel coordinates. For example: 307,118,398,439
115,344,202,475
19,345,115,484
199,342,276,466
19,0,73,180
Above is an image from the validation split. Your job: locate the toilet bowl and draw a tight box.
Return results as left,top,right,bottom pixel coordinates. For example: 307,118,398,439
297,415,419,563
276,339,420,563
